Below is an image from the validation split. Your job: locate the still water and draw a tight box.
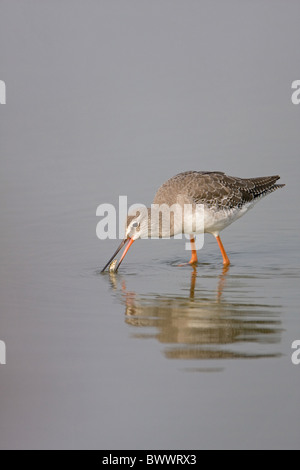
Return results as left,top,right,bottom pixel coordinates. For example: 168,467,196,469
0,171,299,449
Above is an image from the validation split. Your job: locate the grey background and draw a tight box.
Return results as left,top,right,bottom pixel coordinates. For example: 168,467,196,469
0,0,300,449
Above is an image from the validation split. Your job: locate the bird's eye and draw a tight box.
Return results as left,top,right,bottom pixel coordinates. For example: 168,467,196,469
132,222,139,228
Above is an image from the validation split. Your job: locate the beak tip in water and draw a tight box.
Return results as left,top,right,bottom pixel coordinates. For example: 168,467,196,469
108,259,118,273
101,238,134,273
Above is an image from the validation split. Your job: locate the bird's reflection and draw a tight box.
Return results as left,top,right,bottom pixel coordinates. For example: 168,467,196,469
107,267,282,362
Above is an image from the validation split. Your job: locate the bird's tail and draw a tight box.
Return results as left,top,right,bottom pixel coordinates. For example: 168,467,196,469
246,175,285,199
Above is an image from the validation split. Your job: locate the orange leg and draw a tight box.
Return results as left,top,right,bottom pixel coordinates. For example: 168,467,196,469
189,236,198,265
177,236,198,266
215,235,230,267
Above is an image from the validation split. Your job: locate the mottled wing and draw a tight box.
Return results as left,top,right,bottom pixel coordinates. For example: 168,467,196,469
153,171,284,209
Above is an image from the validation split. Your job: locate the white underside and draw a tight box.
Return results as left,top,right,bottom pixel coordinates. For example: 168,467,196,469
175,201,258,238
134,199,261,240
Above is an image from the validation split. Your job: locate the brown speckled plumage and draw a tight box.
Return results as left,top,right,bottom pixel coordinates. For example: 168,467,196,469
102,170,285,272
153,171,285,209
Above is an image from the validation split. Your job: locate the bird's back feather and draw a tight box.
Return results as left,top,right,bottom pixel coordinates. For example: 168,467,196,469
153,171,285,209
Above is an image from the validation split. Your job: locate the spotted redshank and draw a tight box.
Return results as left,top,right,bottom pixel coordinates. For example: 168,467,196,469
102,171,285,272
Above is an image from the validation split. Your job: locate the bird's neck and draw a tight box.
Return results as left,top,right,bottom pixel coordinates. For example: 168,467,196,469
146,205,180,238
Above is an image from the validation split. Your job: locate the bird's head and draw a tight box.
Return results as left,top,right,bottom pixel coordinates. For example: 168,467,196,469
125,208,151,240
101,207,151,273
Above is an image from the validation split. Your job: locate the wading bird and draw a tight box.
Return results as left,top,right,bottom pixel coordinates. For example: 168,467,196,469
102,171,284,272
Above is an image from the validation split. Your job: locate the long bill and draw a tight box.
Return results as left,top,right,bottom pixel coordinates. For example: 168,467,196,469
101,238,135,273
116,237,135,271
